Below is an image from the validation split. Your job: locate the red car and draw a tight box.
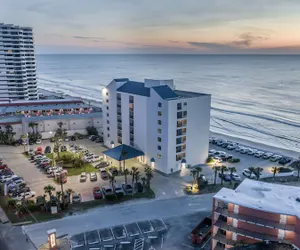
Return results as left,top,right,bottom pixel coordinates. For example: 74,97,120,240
0,164,8,170
93,187,103,199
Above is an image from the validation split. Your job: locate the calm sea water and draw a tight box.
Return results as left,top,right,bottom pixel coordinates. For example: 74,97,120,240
36,54,300,152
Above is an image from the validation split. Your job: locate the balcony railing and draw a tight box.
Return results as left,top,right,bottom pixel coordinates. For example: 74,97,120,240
215,207,296,231
214,219,291,244
212,233,234,247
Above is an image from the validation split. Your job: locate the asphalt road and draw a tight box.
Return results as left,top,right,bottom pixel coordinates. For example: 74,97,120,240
23,194,214,248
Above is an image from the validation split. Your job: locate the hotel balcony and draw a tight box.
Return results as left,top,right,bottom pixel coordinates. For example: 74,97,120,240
215,207,296,231
213,219,291,244
213,232,235,247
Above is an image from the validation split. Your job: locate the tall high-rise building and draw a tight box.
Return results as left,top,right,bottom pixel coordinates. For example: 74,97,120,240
0,23,38,100
102,78,211,174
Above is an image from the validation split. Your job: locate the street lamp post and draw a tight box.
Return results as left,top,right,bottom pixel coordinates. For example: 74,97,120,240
110,141,115,148
150,157,155,170
26,133,29,152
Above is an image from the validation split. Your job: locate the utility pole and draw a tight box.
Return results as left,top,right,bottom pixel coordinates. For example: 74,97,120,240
60,172,65,210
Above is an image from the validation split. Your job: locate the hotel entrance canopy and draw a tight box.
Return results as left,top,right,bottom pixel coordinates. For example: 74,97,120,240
102,144,144,161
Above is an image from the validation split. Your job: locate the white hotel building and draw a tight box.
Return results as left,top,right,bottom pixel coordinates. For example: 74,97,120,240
102,78,211,174
0,23,38,100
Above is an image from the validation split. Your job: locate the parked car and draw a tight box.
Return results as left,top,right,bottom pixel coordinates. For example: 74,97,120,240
247,149,258,155
240,147,248,154
279,157,292,165
227,143,238,150
135,182,143,193
0,164,8,170
72,193,82,203
270,154,282,162
122,183,133,194
262,152,274,159
36,139,42,144
235,146,243,152
254,151,264,158
64,137,70,142
71,136,76,141
95,137,103,143
77,135,83,139
44,146,51,154
208,149,216,156
95,161,109,169
89,135,96,140
61,145,67,152
100,169,109,179
218,173,231,182
231,173,241,181
101,185,113,196
109,167,118,176
242,169,256,178
53,146,59,153
91,136,97,141
115,184,125,195
216,140,225,146
90,172,97,181
80,172,87,182
93,187,102,199
13,191,36,201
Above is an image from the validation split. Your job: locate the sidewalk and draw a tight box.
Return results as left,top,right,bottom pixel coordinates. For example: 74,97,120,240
0,207,9,224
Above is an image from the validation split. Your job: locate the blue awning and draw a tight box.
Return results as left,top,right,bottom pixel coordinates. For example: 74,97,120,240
102,144,144,161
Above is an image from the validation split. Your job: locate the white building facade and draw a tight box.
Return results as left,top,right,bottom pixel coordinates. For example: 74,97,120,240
0,23,38,100
102,78,211,174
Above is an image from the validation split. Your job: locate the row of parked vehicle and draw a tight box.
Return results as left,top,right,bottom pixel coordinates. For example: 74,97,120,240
208,149,233,163
28,148,67,182
89,135,104,143
209,137,293,165
0,162,36,201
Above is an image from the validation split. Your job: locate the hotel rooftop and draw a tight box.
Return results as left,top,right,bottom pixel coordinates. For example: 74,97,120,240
214,179,300,217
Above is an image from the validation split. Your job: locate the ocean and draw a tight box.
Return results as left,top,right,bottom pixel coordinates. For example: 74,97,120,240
36,54,300,152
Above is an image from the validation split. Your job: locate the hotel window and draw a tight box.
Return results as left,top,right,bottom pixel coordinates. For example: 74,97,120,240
157,153,162,159
177,112,183,119
177,103,182,110
117,93,121,100
158,137,161,142
158,145,161,150
107,133,110,137
107,120,109,124
157,128,161,134
106,99,109,103
158,120,162,125
183,111,187,118
107,127,110,131
129,95,134,104
184,102,187,106
106,106,109,110
106,113,109,117
158,102,162,108
158,111,162,116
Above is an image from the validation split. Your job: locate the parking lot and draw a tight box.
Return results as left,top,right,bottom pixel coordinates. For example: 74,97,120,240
1,138,189,203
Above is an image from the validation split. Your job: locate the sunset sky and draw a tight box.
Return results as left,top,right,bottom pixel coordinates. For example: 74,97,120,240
2,0,300,54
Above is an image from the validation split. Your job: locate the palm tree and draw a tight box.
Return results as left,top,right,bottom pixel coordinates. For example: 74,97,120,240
5,125,15,145
66,188,73,204
190,167,202,191
108,172,117,199
135,170,141,185
56,191,62,204
228,167,236,184
121,150,128,173
28,122,35,134
144,166,153,191
254,167,263,180
220,165,228,186
248,167,255,179
44,185,56,201
124,168,130,186
212,166,221,185
271,166,279,179
130,167,139,187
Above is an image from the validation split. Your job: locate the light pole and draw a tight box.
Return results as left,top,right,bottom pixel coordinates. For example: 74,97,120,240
150,158,155,170
110,141,115,148
26,133,29,152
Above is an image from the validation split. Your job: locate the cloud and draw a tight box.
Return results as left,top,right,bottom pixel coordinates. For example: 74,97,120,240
232,32,269,47
73,36,106,40
169,40,179,43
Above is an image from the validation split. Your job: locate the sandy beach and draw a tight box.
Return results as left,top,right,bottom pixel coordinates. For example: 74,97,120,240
39,88,300,159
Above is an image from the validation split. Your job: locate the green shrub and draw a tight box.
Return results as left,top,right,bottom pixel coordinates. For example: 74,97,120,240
206,156,214,164
228,158,240,163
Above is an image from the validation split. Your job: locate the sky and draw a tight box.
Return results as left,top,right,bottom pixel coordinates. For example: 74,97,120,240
2,0,300,54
